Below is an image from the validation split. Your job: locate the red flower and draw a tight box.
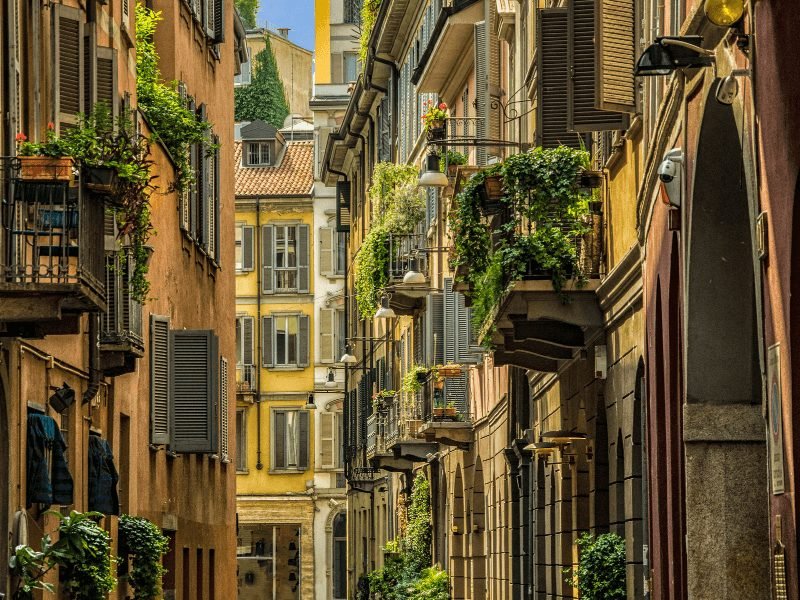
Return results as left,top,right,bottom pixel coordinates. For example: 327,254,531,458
438,102,447,110
15,133,27,142
47,122,55,130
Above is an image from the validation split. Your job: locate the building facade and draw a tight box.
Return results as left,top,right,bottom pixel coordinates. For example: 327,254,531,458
234,120,347,600
0,1,244,598
322,0,780,599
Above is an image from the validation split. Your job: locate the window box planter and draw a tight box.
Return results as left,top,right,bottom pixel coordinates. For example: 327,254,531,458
19,156,73,182
578,169,603,190
478,174,505,214
433,406,458,419
84,166,119,192
435,364,463,378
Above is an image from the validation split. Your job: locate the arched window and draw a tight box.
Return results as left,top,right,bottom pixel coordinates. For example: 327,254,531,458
332,512,347,599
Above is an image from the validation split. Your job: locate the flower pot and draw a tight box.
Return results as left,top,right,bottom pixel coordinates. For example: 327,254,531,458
433,406,458,419
84,166,119,191
578,170,603,189
478,175,505,214
437,365,463,378
19,156,73,182
426,119,446,141
415,370,429,384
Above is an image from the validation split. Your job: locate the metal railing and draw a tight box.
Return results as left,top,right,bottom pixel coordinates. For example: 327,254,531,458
101,248,143,350
236,364,257,392
388,233,429,282
383,391,424,448
421,377,472,424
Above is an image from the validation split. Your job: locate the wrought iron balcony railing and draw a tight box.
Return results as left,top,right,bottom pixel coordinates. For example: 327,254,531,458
101,248,143,351
387,232,429,283
236,364,257,393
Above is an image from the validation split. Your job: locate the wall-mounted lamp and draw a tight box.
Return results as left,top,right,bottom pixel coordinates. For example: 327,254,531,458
704,0,744,27
418,153,449,188
325,368,337,388
715,69,751,105
340,344,358,364
541,430,590,444
48,382,75,414
523,441,559,459
304,393,316,410
374,296,396,319
403,256,426,285
635,36,715,77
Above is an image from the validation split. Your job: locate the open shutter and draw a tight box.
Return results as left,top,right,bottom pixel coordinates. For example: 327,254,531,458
319,308,335,363
242,316,255,365
319,226,334,275
205,0,215,38
597,0,637,113
473,21,488,166
213,137,221,260
214,0,226,43
274,411,286,468
486,2,501,146
298,411,310,469
170,330,218,453
219,356,230,462
96,47,117,115
426,293,445,366
262,316,274,367
242,226,255,271
56,8,83,131
298,315,310,367
262,225,274,294
320,412,335,469
568,0,630,131
537,8,582,149
150,315,171,445
443,279,469,413
297,224,310,293
336,181,351,233
206,135,217,256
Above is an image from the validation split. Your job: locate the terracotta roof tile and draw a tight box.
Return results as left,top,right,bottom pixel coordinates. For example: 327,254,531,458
234,140,313,197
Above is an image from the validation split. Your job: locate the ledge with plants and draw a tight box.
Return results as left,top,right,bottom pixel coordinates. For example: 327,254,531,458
448,145,600,344
402,364,431,394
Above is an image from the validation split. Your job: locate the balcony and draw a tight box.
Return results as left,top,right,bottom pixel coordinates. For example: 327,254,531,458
0,159,105,334
370,392,437,472
236,364,257,398
418,378,472,448
386,233,428,315
99,248,144,376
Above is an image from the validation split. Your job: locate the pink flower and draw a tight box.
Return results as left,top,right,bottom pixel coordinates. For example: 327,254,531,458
15,133,27,142
439,102,447,110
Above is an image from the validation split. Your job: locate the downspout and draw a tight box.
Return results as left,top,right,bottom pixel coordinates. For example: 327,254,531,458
82,313,101,404
256,197,264,469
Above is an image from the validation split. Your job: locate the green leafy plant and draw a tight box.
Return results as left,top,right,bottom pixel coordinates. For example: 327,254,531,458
118,515,170,600
440,150,467,172
10,511,117,600
354,224,390,319
234,33,290,128
564,532,626,600
15,124,72,158
421,100,448,130
359,0,382,65
234,0,260,28
402,364,430,394
409,567,450,600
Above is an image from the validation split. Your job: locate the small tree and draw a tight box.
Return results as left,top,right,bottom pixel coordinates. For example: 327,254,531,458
234,0,259,28
234,34,290,128
564,532,627,600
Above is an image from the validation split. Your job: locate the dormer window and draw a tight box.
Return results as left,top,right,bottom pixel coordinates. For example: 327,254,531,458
247,142,271,166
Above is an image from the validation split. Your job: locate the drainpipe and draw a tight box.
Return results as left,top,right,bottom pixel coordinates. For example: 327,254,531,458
256,197,264,470
82,313,101,404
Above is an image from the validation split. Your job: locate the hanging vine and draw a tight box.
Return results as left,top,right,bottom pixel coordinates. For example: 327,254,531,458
118,515,170,600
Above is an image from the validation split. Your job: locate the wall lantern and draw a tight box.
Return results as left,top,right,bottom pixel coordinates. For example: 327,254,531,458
418,154,449,188
403,255,426,285
523,441,559,458
374,296,397,320
635,36,715,76
48,382,75,414
340,344,358,364
304,393,316,410
705,0,744,27
325,368,337,388
541,430,590,444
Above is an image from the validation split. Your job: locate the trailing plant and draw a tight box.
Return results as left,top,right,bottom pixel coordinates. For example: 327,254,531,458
234,33,291,128
403,471,432,573
118,515,170,600
10,511,116,600
402,364,430,394
136,5,213,193
354,224,389,319
359,0,382,65
564,532,626,600
421,100,448,130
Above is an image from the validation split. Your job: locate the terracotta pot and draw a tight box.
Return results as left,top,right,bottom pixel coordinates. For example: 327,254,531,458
433,406,458,418
437,365,463,378
19,156,73,182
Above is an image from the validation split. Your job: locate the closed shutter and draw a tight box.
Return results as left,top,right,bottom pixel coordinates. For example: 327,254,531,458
319,226,334,274
219,356,230,462
426,293,444,366
205,0,215,38
298,314,310,367
486,2,501,145
567,0,629,131
83,32,95,115
96,47,117,114
242,316,254,365
150,315,171,445
262,225,274,293
214,0,226,43
297,224,310,293
57,9,83,130
319,308,335,363
336,181,351,233
320,412,335,468
262,316,274,367
298,411,310,469
192,0,202,21
274,411,286,468
537,9,581,149
597,0,637,113
242,226,255,271
443,279,469,413
206,135,217,257
170,330,218,453
474,22,488,166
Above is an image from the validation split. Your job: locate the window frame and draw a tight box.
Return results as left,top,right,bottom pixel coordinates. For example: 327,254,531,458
270,408,310,471
273,224,298,292
246,141,271,166
235,408,247,472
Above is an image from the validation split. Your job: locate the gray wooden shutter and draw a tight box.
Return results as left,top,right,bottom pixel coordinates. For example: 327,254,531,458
486,2,501,145
214,0,226,43
597,0,637,113
297,224,310,293
219,356,230,462
170,330,219,453
150,315,171,445
262,225,274,294
567,0,629,131
242,316,254,365
473,21,488,166
298,315,310,367
298,411,310,469
57,9,83,131
122,0,130,26
242,226,255,271
537,9,581,149
443,279,469,413
205,0,215,38
96,47,117,114
319,308,335,363
320,412,335,469
262,316,274,367
426,293,445,366
274,411,286,468
319,226,334,275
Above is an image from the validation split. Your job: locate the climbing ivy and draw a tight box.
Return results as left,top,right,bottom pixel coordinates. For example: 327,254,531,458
234,34,290,128
118,515,170,600
564,532,627,600
359,0,382,65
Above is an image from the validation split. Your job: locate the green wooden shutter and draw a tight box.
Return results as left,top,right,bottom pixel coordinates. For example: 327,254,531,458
219,356,230,462
537,8,581,149
319,308,335,363
262,225,274,294
170,330,219,453
274,410,286,468
298,315,310,367
242,226,255,271
298,411,310,469
242,316,254,365
567,0,629,131
473,21,488,166
214,0,226,43
150,315,170,445
262,316,274,367
319,226,334,274
297,224,310,293
597,0,637,113
204,0,215,38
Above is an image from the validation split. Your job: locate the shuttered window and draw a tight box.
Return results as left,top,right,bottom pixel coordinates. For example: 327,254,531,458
96,47,116,112
319,307,336,363
57,8,83,131
236,315,255,365
319,226,334,275
204,0,215,38
236,409,247,471
319,412,337,469
272,409,310,470
235,224,254,272
150,315,171,445
567,0,630,131
219,356,230,462
425,293,445,366
213,0,225,43
596,0,637,113
473,21,488,166
261,224,311,294
262,314,310,368
170,330,219,453
443,278,480,414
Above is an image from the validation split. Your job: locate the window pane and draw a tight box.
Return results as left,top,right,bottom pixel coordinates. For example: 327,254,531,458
286,227,297,268
336,232,346,274
275,227,286,267
286,411,297,467
343,54,358,83
276,316,287,365
235,226,243,271
287,316,297,364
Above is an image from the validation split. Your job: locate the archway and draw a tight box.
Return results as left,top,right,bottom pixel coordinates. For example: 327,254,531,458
451,465,466,599
331,511,347,600
470,459,487,600
591,395,610,533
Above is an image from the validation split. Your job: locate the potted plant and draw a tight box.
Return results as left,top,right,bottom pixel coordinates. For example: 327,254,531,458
422,100,448,140
402,365,430,394
432,403,458,419
15,125,74,181
476,164,505,215
372,390,396,412
442,149,467,178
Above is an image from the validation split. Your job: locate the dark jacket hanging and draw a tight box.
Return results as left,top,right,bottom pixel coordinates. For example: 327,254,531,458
26,413,74,508
88,434,120,515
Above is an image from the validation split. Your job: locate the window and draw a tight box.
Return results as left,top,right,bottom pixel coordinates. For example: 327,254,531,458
235,225,254,272
236,315,255,366
272,409,309,470
319,308,345,364
236,409,247,472
262,314,310,368
235,46,252,85
319,411,343,469
247,142,271,166
336,233,347,275
343,53,359,83
343,0,362,24
332,513,347,599
262,224,310,294
237,524,302,600
319,226,346,277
